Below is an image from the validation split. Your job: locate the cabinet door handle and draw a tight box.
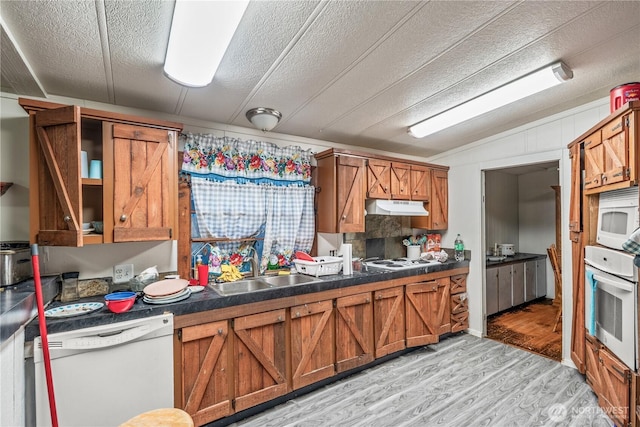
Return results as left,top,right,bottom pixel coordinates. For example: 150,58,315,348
64,215,71,222
120,214,128,222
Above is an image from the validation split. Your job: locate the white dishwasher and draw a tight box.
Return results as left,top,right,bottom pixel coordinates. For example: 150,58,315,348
34,313,174,427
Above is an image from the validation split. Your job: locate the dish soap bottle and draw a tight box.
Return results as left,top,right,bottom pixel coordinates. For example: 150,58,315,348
454,234,465,261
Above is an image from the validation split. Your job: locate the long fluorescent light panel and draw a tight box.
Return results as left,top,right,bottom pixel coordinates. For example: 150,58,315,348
408,61,573,138
164,0,249,87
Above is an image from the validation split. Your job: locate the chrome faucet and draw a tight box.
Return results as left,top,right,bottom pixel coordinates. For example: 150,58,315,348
247,247,260,277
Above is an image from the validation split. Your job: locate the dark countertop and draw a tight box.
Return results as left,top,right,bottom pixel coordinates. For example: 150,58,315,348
0,275,60,344
485,252,546,267
24,259,469,342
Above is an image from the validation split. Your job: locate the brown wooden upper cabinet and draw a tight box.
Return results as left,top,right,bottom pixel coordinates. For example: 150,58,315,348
315,151,366,233
411,168,448,230
316,148,448,232
20,98,183,246
583,103,639,194
366,159,429,201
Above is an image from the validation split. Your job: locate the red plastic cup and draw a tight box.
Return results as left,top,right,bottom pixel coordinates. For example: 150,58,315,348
197,265,208,286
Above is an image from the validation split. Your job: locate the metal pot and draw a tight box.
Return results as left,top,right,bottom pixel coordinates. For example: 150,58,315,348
498,243,515,256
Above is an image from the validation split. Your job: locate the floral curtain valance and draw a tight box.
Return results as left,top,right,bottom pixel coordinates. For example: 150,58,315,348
181,133,312,185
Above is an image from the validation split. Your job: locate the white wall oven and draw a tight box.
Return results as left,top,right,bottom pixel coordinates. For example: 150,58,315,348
596,186,639,250
585,245,638,370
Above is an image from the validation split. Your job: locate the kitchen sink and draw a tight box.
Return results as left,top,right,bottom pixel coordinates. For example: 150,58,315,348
260,274,319,287
209,274,320,296
209,279,271,296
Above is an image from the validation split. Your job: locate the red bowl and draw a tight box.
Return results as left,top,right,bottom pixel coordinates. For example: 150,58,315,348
104,294,136,313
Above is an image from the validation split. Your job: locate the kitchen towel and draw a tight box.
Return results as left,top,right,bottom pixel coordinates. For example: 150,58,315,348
586,269,597,336
622,227,640,255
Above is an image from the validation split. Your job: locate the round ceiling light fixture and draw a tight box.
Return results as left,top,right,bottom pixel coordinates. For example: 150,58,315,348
245,107,282,132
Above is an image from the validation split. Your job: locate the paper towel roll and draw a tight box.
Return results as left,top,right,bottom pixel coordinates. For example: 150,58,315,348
342,244,352,275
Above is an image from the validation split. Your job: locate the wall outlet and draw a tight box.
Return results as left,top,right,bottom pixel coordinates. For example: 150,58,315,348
113,263,134,284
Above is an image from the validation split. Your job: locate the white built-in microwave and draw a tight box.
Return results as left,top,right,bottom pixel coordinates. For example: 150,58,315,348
596,186,640,250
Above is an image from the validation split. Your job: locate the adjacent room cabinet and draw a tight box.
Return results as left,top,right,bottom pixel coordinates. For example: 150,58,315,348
315,148,449,232
174,268,468,426
20,98,183,246
486,257,546,316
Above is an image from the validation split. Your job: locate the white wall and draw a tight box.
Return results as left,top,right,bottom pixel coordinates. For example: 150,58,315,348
518,167,559,297
428,97,611,366
485,171,519,253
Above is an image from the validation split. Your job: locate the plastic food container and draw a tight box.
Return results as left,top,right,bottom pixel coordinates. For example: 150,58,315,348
293,256,343,277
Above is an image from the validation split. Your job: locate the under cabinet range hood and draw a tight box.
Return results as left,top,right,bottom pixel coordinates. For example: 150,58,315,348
365,199,429,216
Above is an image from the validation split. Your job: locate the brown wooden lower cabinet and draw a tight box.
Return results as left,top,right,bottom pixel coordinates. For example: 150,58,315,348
290,299,335,389
176,320,233,426
405,278,451,346
373,286,406,357
175,268,469,426
233,309,288,413
335,292,374,372
585,334,633,427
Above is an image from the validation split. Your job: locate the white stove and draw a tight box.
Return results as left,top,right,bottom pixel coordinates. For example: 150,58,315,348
364,257,440,271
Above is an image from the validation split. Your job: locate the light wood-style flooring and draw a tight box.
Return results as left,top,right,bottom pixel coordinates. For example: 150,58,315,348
487,299,563,361
229,333,611,427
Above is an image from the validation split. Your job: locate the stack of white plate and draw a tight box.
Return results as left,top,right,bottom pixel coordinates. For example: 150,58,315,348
142,279,191,304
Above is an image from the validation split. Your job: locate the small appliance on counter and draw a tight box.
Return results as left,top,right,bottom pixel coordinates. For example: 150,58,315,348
1,241,33,286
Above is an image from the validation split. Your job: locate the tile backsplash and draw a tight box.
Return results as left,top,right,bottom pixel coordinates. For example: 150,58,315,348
345,215,413,259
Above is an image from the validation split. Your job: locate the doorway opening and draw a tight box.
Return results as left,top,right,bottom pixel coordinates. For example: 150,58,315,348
482,160,562,361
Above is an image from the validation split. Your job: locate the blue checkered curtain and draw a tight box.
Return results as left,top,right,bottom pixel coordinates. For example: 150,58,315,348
191,178,266,239
261,186,315,271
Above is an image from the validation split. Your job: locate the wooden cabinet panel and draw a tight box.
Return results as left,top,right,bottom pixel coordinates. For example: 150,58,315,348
409,165,430,201
290,300,335,390
585,334,602,397
429,169,448,230
568,143,582,232
411,168,448,230
316,154,366,233
599,347,631,427
584,131,604,190
570,233,586,373
335,292,374,372
600,115,630,187
233,309,288,412
390,162,411,200
450,274,467,295
112,123,177,242
366,159,391,199
32,106,83,246
178,321,232,426
405,278,450,347
583,110,638,194
374,287,405,358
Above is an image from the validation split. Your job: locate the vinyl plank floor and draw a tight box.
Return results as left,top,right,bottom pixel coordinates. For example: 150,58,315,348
230,334,613,427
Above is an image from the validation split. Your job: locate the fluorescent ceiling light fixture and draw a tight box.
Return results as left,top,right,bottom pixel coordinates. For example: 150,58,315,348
408,61,573,138
164,0,249,87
